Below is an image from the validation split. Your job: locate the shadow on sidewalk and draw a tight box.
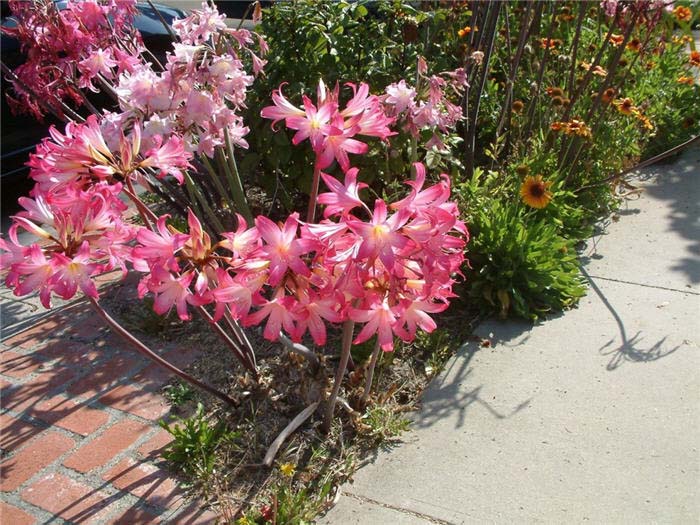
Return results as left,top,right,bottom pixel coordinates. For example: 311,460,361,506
412,335,532,431
581,267,681,371
642,148,700,286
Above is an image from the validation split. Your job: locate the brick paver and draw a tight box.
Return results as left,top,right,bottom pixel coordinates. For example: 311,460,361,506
21,472,115,524
0,413,43,452
1,280,220,523
1,431,75,491
63,419,152,474
0,350,45,378
103,458,184,508
27,395,110,436
107,505,162,524
0,501,36,525
98,384,170,421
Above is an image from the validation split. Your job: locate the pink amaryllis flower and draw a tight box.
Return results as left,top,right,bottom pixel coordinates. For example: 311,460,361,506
209,267,264,321
140,134,192,184
260,82,306,128
131,215,188,273
138,267,207,321
317,167,369,218
242,289,300,341
348,296,400,351
218,214,261,259
286,95,339,152
314,115,368,172
261,82,338,152
254,213,317,286
291,289,344,346
50,242,103,300
392,298,449,342
261,79,395,172
347,199,411,270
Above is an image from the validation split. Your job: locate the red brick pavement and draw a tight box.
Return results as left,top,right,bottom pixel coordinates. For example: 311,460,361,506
0,282,221,524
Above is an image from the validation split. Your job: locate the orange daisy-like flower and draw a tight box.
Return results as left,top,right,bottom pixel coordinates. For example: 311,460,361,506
591,65,608,77
626,38,642,53
602,87,616,104
609,34,624,47
550,120,592,138
673,5,692,22
520,175,553,209
690,51,700,67
614,97,637,115
678,76,695,85
672,35,693,45
458,25,477,38
546,87,564,97
540,38,561,50
637,114,654,131
567,119,592,138
550,121,566,132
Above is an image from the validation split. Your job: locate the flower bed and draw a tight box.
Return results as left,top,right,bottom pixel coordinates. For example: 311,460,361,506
1,0,697,522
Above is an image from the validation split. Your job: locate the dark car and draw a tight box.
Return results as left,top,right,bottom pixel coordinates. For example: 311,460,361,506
0,1,187,183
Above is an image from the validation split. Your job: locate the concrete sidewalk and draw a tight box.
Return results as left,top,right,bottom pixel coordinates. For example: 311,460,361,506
322,148,700,524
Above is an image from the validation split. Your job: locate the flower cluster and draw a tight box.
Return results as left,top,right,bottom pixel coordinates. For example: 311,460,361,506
550,119,593,139
0,183,135,308
27,115,192,196
110,3,267,157
133,163,467,350
383,67,467,152
613,97,654,130
0,106,200,307
2,0,141,119
261,80,394,172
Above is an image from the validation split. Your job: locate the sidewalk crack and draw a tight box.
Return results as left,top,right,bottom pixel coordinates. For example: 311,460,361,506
342,491,457,524
586,275,700,295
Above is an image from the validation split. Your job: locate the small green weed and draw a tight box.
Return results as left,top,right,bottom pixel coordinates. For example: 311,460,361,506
159,403,239,482
235,467,335,525
362,406,410,443
413,329,453,377
163,381,195,407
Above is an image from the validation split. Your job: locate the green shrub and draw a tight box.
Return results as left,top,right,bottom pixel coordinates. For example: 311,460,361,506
465,199,587,320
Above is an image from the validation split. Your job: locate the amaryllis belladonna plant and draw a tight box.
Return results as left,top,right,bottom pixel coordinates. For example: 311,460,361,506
1,1,468,439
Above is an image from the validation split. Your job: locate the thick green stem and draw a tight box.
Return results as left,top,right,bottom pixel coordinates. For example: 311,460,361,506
185,173,226,234
224,129,254,223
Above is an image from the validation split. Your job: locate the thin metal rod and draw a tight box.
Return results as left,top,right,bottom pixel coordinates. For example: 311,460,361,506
575,135,700,194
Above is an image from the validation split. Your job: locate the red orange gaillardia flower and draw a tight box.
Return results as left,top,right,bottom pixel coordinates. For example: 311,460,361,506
673,6,692,22
520,175,553,209
690,51,700,67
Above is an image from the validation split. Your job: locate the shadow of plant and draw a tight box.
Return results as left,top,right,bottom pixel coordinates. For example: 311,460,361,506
412,339,531,430
582,267,681,371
